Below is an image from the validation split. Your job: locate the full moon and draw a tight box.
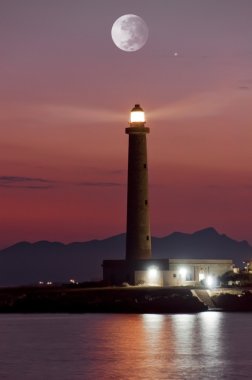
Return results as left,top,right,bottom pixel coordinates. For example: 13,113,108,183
111,14,148,52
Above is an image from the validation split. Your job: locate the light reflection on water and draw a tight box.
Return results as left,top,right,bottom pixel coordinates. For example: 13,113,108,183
171,312,225,379
0,312,251,380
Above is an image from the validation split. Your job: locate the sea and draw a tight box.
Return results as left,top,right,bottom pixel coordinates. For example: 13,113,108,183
0,312,251,380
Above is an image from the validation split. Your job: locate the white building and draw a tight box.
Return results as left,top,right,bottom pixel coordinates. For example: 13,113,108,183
134,259,233,287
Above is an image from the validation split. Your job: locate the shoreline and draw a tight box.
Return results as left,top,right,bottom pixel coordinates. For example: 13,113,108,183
0,286,251,313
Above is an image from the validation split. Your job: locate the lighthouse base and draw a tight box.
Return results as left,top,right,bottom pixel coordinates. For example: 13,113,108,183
103,258,233,287
102,259,170,286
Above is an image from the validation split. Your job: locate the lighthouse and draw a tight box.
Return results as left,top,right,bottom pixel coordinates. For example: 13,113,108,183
125,104,151,260
103,104,168,285
102,105,234,286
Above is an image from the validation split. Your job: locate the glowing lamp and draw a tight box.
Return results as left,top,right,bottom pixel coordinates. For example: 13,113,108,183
147,266,158,280
179,267,187,279
130,104,145,124
206,275,215,288
146,266,160,286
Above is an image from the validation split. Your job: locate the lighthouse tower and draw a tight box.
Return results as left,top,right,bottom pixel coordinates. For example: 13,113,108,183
103,104,165,285
125,104,151,260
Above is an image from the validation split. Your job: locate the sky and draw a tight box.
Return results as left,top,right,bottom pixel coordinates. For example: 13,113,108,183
1,0,252,249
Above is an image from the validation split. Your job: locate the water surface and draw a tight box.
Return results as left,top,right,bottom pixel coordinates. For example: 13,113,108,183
0,312,251,379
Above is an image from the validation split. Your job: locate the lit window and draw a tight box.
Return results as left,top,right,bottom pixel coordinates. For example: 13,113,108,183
199,273,205,281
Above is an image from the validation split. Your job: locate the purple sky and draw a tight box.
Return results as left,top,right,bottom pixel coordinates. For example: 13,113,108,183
1,0,252,248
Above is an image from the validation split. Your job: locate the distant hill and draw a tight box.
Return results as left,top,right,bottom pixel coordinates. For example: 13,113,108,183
0,227,251,286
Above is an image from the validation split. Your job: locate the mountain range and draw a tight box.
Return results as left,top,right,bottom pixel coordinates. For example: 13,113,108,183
0,227,251,286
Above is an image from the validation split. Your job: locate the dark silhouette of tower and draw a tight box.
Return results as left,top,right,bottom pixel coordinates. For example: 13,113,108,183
103,104,159,284
125,104,151,260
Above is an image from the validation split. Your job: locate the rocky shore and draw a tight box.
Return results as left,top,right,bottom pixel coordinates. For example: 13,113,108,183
0,286,251,313
0,286,207,313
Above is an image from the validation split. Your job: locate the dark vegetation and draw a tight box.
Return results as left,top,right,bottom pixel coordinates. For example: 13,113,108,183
212,291,252,311
220,271,252,287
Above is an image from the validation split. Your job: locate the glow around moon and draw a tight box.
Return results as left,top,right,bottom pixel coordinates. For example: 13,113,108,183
111,14,148,52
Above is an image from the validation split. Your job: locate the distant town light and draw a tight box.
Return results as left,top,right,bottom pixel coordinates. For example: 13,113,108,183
130,104,145,124
69,279,78,284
